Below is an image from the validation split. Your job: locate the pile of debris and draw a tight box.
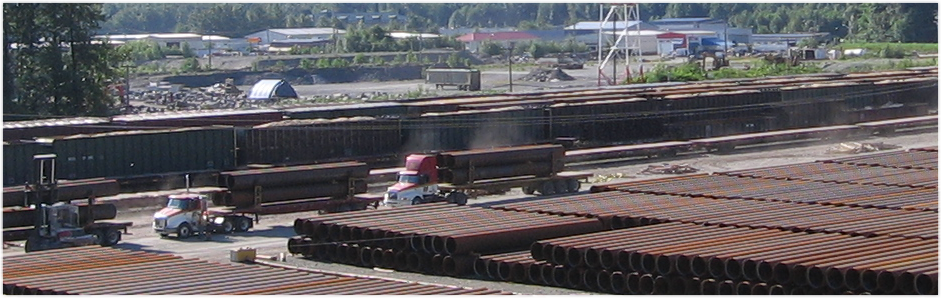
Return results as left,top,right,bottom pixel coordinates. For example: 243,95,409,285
519,68,576,82
826,142,901,154
640,163,699,175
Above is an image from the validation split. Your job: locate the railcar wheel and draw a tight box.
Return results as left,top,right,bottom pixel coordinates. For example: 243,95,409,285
538,181,556,196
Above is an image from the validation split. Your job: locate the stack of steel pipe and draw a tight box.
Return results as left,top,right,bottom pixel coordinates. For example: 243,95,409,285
3,246,514,295
717,162,938,188
2,178,120,207
910,146,938,153
435,144,564,185
217,161,369,208
531,222,938,295
818,149,938,170
289,203,604,276
487,191,937,239
590,173,937,211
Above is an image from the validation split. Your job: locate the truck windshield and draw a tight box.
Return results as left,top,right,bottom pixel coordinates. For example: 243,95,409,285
398,175,421,184
167,199,191,210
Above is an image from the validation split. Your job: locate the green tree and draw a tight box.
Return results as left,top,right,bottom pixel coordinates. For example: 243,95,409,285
180,57,201,72
480,41,505,56
299,58,315,69
316,58,332,68
353,53,368,65
4,3,118,117
181,42,195,58
330,58,349,68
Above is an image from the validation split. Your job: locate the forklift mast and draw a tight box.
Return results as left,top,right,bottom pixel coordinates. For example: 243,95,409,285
28,154,61,236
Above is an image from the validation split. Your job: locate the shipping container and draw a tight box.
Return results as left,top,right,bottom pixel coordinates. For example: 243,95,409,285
52,126,237,180
426,68,481,91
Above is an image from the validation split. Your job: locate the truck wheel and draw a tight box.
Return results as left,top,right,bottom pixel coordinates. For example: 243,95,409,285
447,192,468,206
235,217,252,232
538,181,556,196
522,185,536,195
553,180,569,194
177,223,193,239
566,179,581,193
100,228,121,246
221,219,234,234
411,197,422,205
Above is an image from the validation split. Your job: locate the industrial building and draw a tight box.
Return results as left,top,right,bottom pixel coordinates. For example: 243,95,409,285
244,27,346,48
94,33,248,57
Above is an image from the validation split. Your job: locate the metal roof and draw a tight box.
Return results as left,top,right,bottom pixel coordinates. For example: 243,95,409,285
248,79,297,100
267,27,346,36
649,17,719,23
2,247,514,295
565,21,644,30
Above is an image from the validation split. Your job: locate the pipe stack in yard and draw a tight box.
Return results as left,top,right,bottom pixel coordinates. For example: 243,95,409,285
436,145,565,185
217,161,369,208
289,203,605,276
2,247,514,295
287,147,937,295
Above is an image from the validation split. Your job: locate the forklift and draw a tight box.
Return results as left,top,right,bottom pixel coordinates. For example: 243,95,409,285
23,154,131,252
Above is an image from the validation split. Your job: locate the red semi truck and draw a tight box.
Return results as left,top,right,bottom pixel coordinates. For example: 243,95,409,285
383,144,592,207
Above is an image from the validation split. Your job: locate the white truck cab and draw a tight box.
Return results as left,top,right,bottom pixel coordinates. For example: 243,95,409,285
153,193,253,239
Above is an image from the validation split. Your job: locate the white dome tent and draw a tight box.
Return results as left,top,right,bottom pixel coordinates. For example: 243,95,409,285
248,79,298,100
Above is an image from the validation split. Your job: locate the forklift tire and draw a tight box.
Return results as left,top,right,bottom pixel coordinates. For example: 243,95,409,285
235,218,252,232
99,228,121,246
221,219,234,234
177,223,193,239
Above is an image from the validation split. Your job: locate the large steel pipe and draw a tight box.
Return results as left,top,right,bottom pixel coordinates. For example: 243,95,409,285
3,203,117,229
440,217,603,255
225,181,367,207
438,144,564,170
220,161,368,190
441,162,554,185
3,178,120,207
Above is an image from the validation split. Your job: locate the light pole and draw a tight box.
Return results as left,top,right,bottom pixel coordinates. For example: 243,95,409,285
507,41,515,93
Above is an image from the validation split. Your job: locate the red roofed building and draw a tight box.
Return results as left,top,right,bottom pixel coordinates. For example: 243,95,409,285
455,32,538,53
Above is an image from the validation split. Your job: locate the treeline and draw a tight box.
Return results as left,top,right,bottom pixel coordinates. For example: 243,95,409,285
98,3,937,43
4,3,116,117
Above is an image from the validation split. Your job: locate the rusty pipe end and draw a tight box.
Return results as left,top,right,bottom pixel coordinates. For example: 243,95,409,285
717,280,735,295
609,271,626,294
735,281,751,295
769,284,786,295
699,278,717,295
914,273,937,295
637,274,655,296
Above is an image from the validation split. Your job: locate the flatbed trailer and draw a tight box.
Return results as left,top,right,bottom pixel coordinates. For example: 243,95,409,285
436,171,593,197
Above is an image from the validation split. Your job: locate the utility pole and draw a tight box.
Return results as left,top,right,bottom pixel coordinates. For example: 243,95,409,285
508,42,515,93
934,10,941,43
